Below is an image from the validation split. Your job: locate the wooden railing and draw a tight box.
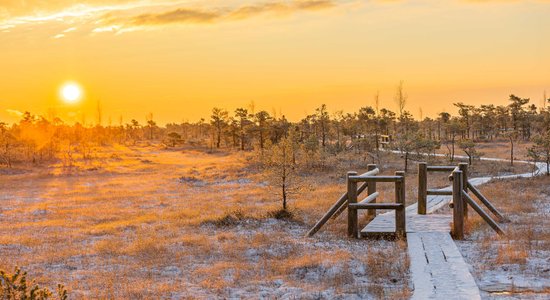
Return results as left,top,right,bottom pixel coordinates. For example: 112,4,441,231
347,171,406,238
450,169,505,239
306,164,379,237
419,162,505,239
418,162,468,215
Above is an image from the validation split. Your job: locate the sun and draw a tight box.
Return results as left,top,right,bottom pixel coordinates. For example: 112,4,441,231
60,82,82,104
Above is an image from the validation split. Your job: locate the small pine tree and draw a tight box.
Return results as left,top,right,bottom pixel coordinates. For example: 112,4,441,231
528,130,550,175
458,139,480,165
0,267,68,300
263,131,301,211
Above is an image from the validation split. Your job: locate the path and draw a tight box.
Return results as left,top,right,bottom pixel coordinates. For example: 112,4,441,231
364,154,546,299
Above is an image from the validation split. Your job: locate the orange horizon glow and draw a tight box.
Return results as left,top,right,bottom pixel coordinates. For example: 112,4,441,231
1,0,549,125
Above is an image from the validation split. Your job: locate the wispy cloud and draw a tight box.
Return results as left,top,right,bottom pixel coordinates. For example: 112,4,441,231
228,0,335,20
6,109,24,117
101,1,337,28
127,8,221,25
1,0,341,35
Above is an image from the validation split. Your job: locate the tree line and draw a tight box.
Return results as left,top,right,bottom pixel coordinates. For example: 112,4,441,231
2,92,550,172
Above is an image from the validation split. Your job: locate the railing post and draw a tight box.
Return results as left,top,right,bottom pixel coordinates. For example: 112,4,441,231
367,164,377,220
347,171,358,238
395,171,406,238
459,163,469,219
418,162,427,215
452,170,464,239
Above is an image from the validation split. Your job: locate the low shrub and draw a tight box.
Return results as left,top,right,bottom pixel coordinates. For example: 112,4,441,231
0,267,67,300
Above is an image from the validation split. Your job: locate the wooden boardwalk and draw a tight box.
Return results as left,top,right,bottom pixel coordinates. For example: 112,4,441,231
362,191,481,299
358,156,546,299
408,232,481,300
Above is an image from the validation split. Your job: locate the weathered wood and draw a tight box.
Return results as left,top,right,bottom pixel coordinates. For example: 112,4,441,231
462,191,505,235
308,167,378,236
364,167,380,177
459,163,469,219
452,170,464,239
367,164,378,220
331,183,364,221
331,167,377,220
448,166,460,181
418,162,428,215
306,192,348,236
395,171,406,237
349,175,403,182
427,189,453,196
426,166,456,172
347,171,359,238
358,191,380,204
349,202,402,210
467,182,507,222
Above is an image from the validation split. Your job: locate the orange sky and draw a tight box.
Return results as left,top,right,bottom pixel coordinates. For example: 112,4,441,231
1,0,549,125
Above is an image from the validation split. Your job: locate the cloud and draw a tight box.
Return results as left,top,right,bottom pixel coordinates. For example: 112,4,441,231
104,0,337,27
129,8,221,26
6,109,24,117
0,0,134,20
228,0,335,20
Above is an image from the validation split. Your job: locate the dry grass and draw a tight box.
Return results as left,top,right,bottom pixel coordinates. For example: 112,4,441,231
1,142,534,298
0,145,413,298
457,175,550,297
435,139,534,162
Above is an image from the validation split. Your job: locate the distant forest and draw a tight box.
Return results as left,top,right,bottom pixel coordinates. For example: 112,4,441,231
2,92,550,171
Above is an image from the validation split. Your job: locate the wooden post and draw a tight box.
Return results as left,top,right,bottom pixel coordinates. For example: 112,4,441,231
452,170,464,239
395,171,406,238
367,164,377,220
459,163,469,219
347,171,358,238
418,162,427,215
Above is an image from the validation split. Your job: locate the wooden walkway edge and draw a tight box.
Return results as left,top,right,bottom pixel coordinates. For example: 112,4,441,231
408,232,481,300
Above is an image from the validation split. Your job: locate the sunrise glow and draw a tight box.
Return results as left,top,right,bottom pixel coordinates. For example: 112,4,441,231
1,1,549,298
0,0,548,124
60,83,83,104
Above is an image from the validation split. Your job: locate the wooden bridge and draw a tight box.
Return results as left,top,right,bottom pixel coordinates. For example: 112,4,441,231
307,162,507,299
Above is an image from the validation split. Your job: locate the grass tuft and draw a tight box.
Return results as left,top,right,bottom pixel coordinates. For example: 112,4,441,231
266,208,294,220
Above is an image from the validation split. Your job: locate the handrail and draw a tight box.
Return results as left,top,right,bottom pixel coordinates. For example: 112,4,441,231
448,166,460,181
349,175,403,182
427,189,452,196
306,165,378,237
418,163,467,215
358,191,379,204
361,168,380,177
466,182,507,222
349,203,403,210
462,191,505,235
331,166,380,220
426,166,457,172
348,171,406,238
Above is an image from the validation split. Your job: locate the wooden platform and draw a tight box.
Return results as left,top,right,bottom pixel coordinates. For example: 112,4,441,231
361,213,451,238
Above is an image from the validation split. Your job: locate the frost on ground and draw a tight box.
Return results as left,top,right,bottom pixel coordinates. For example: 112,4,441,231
456,176,550,299
0,145,411,299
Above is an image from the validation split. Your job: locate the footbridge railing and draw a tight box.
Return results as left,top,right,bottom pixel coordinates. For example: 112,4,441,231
306,164,379,237
347,171,406,238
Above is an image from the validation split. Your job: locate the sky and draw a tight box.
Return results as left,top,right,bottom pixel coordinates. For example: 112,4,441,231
1,0,549,125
